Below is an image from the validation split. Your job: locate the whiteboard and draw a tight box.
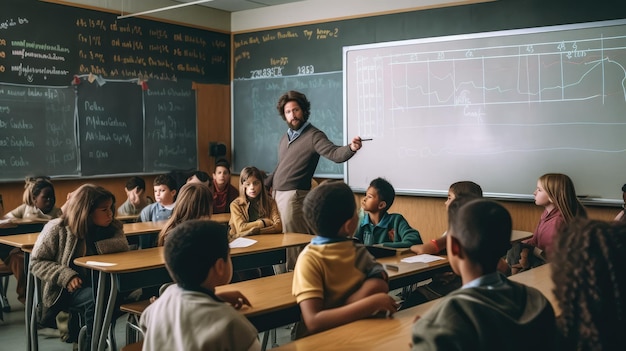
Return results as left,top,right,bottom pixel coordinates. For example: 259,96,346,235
344,19,626,205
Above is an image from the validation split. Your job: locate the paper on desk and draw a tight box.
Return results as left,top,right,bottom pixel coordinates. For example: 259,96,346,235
229,237,257,248
85,261,117,267
401,254,445,263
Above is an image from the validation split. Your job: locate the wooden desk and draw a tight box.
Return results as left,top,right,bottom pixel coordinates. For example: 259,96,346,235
230,233,311,271
0,221,166,252
511,230,533,243
116,214,139,223
211,212,230,224
217,271,298,331
377,253,451,290
0,233,40,251
0,218,48,236
122,221,165,236
273,297,440,351
509,263,558,315
1,233,38,351
73,233,311,351
272,264,557,351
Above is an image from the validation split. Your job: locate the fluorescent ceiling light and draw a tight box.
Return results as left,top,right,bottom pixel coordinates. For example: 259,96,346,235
117,0,215,19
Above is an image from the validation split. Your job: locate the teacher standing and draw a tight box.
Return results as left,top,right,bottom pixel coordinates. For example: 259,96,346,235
266,90,363,237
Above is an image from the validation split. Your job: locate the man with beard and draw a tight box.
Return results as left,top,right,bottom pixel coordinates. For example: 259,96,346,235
266,90,363,268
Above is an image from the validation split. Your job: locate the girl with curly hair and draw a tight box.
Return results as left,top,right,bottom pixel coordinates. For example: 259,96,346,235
552,219,626,350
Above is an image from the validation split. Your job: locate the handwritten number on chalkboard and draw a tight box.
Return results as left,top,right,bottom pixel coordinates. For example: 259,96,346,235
297,65,315,75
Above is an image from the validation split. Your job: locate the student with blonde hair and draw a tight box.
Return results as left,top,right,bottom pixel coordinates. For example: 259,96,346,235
508,173,587,273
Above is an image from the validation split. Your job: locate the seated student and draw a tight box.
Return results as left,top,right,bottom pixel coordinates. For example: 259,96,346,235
229,166,282,240
140,220,260,351
1,177,63,306
157,182,213,246
410,181,483,255
355,177,422,248
293,180,398,337
614,183,626,222
4,176,62,220
551,219,626,350
211,159,239,214
117,176,153,216
411,198,556,350
31,184,129,348
139,174,177,223
187,170,211,187
507,173,587,274
139,174,177,248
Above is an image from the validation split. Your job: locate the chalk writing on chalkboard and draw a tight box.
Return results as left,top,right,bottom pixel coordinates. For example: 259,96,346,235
144,80,198,172
77,81,143,176
0,0,229,86
345,19,626,203
0,83,78,178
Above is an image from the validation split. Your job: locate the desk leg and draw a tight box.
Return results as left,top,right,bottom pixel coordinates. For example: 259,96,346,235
93,272,118,351
92,271,108,351
101,274,118,351
24,252,37,351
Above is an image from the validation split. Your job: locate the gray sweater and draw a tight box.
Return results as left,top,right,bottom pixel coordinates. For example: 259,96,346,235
267,124,355,191
31,218,129,308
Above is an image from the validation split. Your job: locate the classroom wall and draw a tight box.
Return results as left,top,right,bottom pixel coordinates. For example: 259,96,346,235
2,1,621,230
45,0,231,31
231,0,485,32
230,0,622,236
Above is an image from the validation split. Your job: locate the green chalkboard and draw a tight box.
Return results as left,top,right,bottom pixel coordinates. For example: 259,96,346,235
1,0,229,85
232,73,343,176
0,0,219,180
0,83,78,178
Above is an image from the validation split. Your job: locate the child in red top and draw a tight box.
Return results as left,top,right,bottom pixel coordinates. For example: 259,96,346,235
508,173,587,274
211,159,239,214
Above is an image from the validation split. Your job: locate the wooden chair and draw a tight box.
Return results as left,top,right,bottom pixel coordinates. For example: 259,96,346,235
121,341,143,351
120,299,150,344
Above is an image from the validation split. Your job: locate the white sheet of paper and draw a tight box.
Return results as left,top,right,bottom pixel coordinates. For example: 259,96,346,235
85,261,117,267
229,237,257,248
400,254,445,263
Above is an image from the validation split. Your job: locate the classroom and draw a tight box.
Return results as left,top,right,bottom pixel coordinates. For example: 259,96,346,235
1,0,626,350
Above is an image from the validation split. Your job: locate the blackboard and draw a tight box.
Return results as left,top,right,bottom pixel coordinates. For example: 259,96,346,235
0,79,197,180
144,80,198,172
345,19,626,205
232,73,343,176
1,0,229,85
0,0,222,180
0,83,78,178
232,0,626,198
77,81,144,175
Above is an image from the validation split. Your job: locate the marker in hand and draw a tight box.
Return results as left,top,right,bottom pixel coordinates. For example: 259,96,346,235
361,138,373,141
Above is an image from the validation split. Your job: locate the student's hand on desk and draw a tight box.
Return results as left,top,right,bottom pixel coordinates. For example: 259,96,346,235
369,293,399,318
248,227,261,236
66,276,83,293
218,290,252,310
